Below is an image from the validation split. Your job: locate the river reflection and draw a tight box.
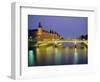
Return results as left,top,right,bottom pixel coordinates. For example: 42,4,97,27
28,44,88,66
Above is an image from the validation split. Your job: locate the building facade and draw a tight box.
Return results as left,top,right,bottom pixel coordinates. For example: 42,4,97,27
28,22,61,42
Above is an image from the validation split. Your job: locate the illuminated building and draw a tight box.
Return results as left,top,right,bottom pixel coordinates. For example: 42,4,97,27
28,22,61,41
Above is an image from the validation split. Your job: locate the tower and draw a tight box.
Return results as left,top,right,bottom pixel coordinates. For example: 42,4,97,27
37,22,42,35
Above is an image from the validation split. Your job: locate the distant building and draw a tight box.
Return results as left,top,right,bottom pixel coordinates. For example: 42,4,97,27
28,22,61,41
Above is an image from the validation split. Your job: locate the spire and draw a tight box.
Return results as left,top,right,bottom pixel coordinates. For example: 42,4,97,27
38,22,42,28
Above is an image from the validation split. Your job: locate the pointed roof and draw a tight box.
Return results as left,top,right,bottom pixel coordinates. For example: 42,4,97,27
38,22,42,28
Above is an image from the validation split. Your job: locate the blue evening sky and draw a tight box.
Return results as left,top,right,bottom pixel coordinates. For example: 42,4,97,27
28,15,88,39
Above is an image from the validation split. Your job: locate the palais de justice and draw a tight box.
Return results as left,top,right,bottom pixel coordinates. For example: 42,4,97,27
28,22,61,42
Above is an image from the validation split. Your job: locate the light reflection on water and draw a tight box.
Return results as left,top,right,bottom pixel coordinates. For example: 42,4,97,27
55,48,62,65
28,50,35,66
73,48,78,64
28,44,88,66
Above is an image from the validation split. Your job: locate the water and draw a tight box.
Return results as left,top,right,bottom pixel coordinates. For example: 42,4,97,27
28,43,88,66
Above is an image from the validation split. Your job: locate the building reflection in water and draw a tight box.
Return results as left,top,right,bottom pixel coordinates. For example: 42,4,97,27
28,43,88,66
